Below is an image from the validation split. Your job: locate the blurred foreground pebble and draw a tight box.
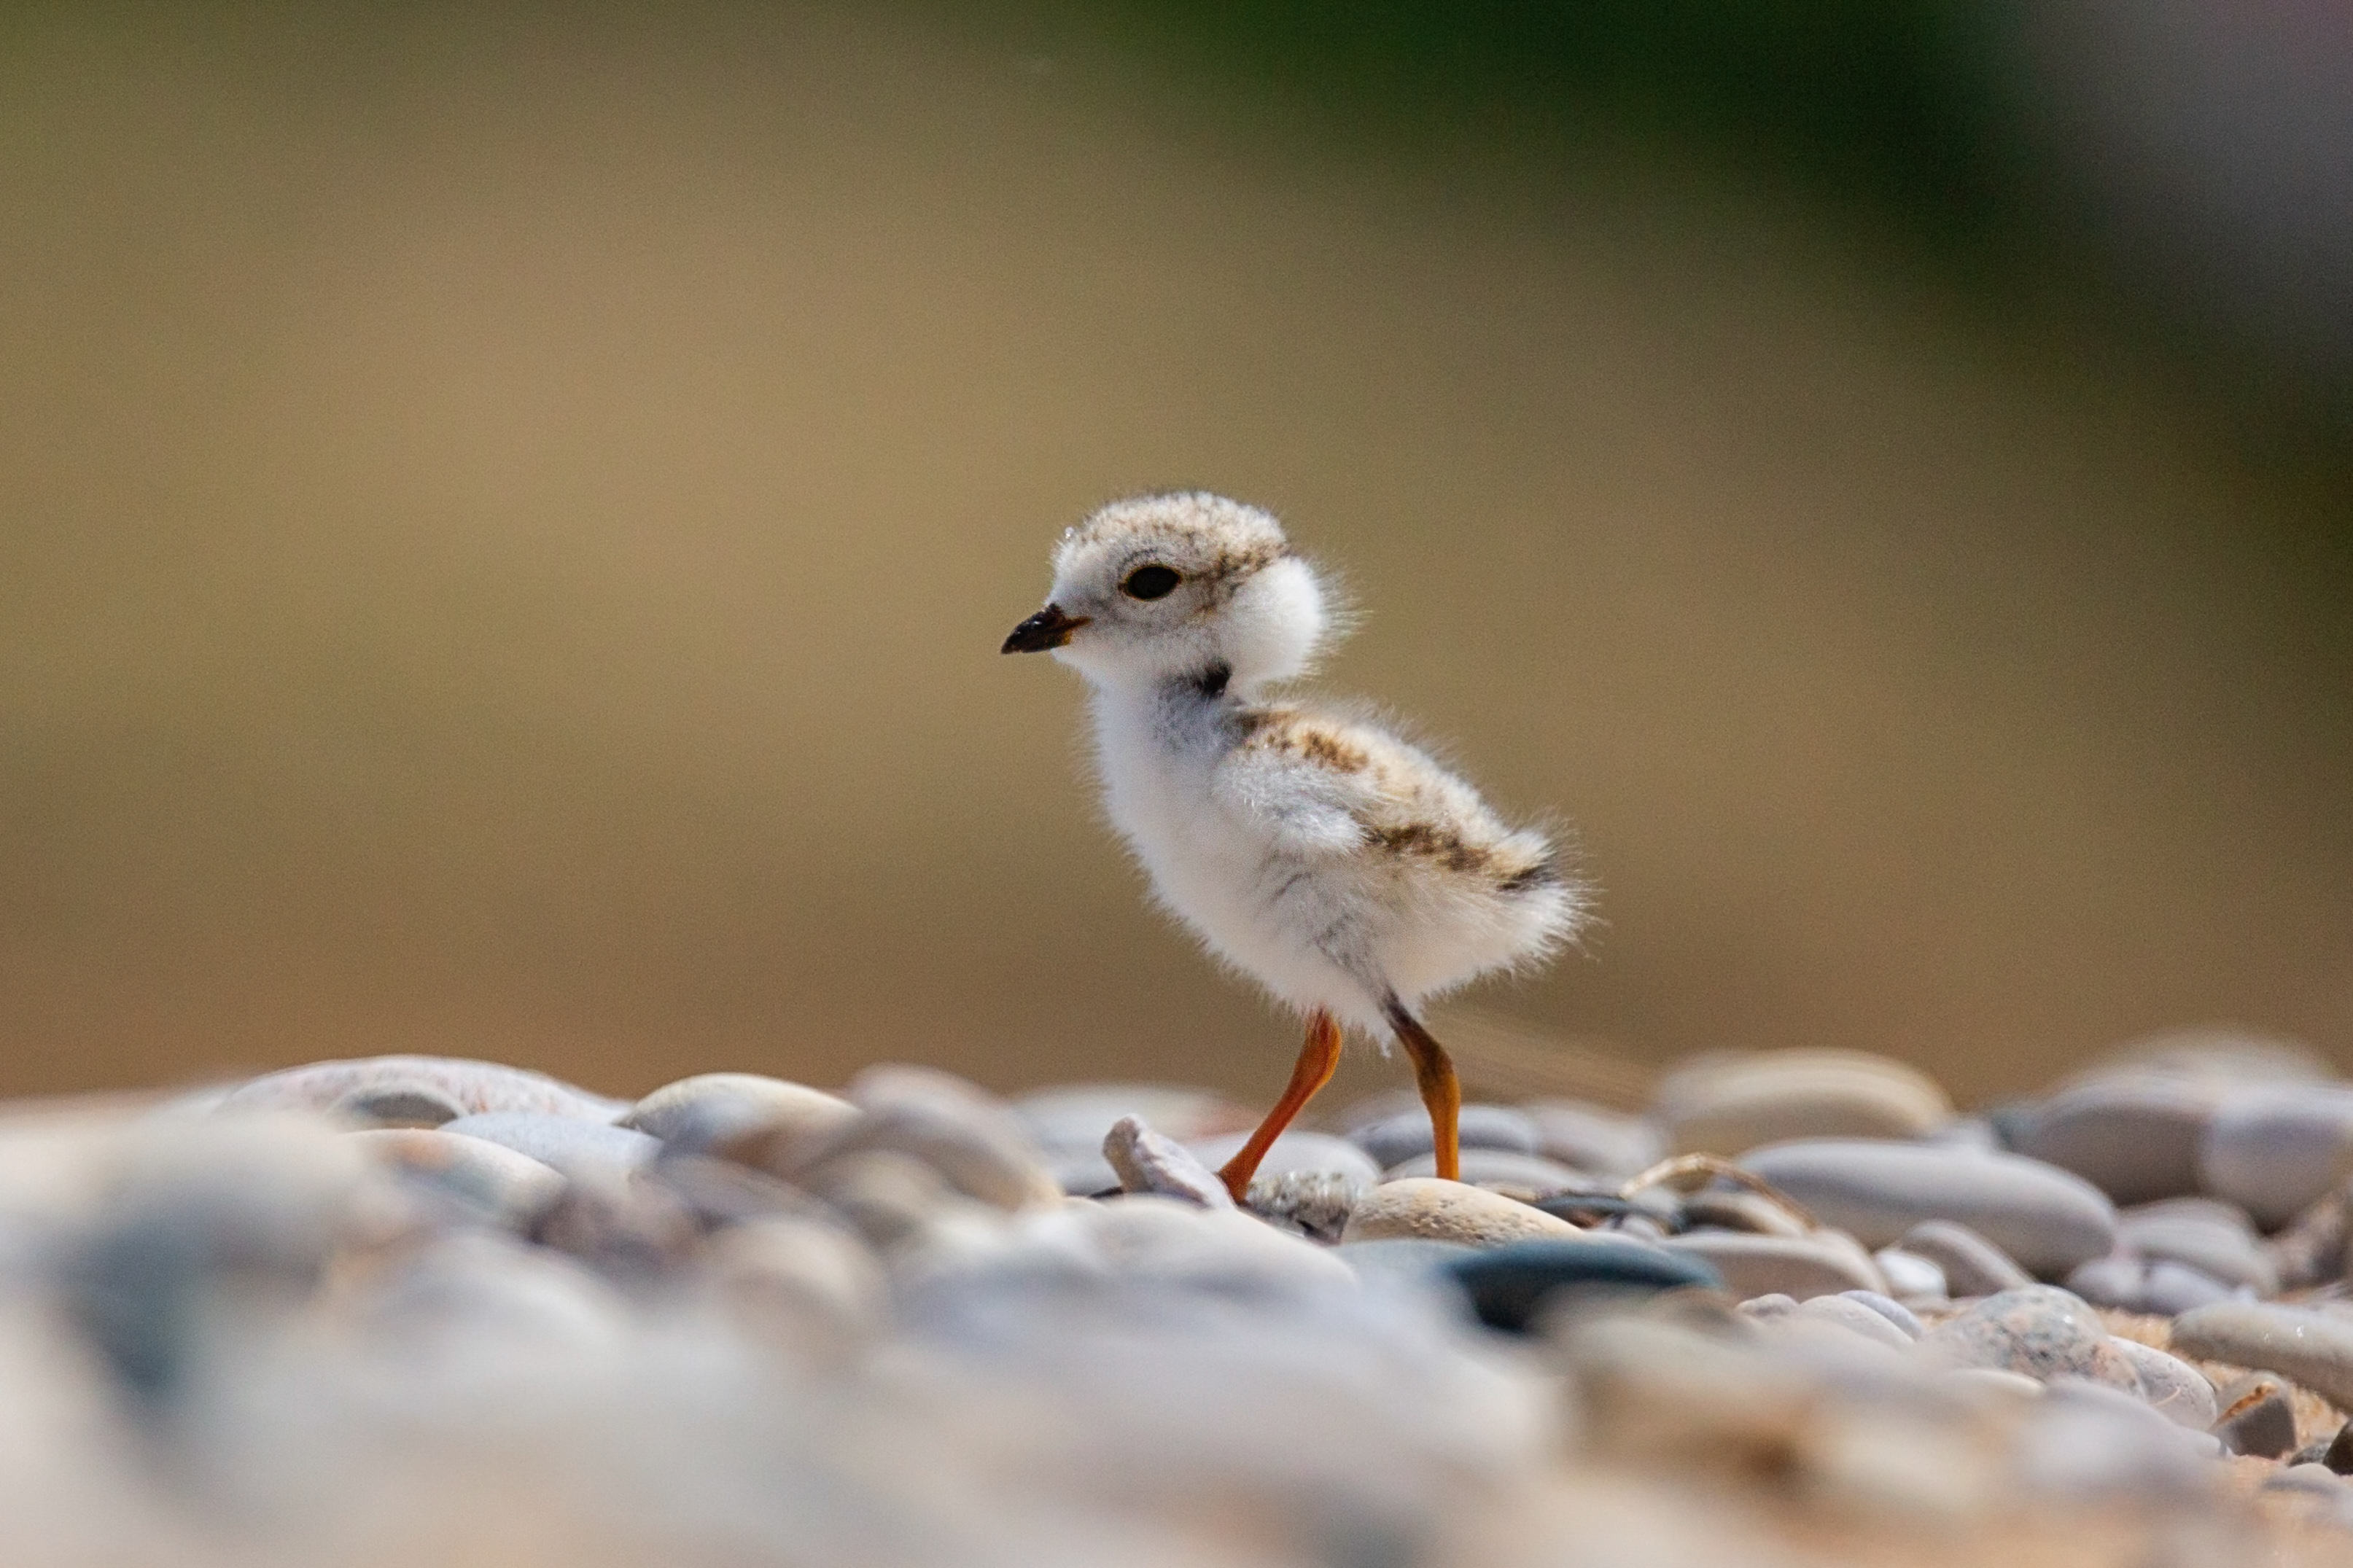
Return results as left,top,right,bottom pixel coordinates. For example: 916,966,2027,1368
1,1032,2352,1564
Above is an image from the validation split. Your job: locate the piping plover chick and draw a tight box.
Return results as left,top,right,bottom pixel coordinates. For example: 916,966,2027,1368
1003,492,1588,1201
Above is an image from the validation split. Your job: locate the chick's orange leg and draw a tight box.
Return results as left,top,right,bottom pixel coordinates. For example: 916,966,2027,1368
1387,1005,1461,1182
1216,1009,1343,1204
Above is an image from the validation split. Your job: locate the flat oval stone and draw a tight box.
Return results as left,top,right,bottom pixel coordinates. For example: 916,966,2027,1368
1446,1236,1720,1332
440,1112,661,1182
1915,1285,2141,1391
348,1127,566,1229
1738,1139,2117,1276
1792,1292,1914,1349
793,1077,1063,1212
2013,1074,2224,1206
1839,1290,1923,1338
1185,1130,1381,1191
1348,1103,1536,1169
2199,1085,2353,1229
1339,1177,1580,1247
2171,1303,2353,1409
1658,1229,1886,1300
1521,1100,1664,1178
2117,1204,2276,1294
2111,1338,2217,1429
1654,1050,1951,1156
1379,1148,1596,1201
1898,1219,2033,1296
219,1055,624,1123
2064,1254,2151,1311
619,1073,856,1158
2142,1260,2235,1316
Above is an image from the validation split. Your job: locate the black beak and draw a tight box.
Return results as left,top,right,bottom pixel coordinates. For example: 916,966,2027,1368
1002,604,1090,654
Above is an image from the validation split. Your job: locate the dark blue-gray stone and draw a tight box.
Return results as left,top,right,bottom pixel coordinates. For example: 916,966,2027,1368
1444,1237,1722,1333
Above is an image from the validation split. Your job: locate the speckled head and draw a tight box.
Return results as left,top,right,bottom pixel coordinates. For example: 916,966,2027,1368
1003,492,1336,695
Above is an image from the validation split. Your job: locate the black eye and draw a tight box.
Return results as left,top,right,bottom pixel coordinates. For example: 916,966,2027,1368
1120,564,1182,601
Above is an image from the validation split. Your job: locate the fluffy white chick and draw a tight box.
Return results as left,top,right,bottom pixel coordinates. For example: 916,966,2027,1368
1004,492,1587,1200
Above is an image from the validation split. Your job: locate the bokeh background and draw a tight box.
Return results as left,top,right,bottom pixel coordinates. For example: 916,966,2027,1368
2,1,2348,1111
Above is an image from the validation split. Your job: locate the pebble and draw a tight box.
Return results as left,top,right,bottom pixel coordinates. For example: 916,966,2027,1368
1654,1050,1951,1156
704,1214,887,1357
2212,1373,2300,1459
1897,1220,2033,1296
1339,1178,1581,1247
1101,1115,1232,1209
1658,1229,1886,1300
1520,1099,1664,1178
440,1112,661,1182
1872,1247,1948,1300
348,1127,567,1229
2141,1260,2237,1316
1916,1286,2141,1391
2109,1337,2217,1429
218,1054,625,1123
1445,1237,1721,1332
1348,1103,1538,1169
1379,1148,1596,1201
618,1073,857,1158
2171,1302,2353,1410
2198,1084,2353,1229
2116,1201,2276,1294
1185,1130,1382,1192
1738,1140,2117,1276
1792,1293,1915,1350
2014,1378,2220,1498
790,1090,1063,1213
2011,1073,2221,1206
1837,1290,1924,1338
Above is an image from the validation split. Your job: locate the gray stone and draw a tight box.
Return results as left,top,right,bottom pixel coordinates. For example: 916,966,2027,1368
2064,1254,2150,1311
1347,1102,1536,1169
1738,1139,2117,1276
792,1081,1063,1212
1792,1293,1914,1350
2212,1373,2299,1459
1838,1290,1923,1338
2012,1074,2221,1206
1521,1100,1663,1178
1340,1177,1579,1247
1872,1247,1948,1300
1654,1050,1950,1156
2199,1084,2353,1230
1186,1130,1381,1191
349,1127,566,1229
2268,1462,2351,1497
1898,1219,2033,1296
2111,1337,2217,1429
619,1072,856,1158
1102,1115,1232,1209
2117,1202,2276,1294
1658,1228,1886,1300
1379,1147,1596,1201
440,1112,661,1182
2015,1378,2220,1499
1915,1285,2141,1390
2142,1260,2236,1316
1445,1236,1722,1331
2172,1303,2353,1410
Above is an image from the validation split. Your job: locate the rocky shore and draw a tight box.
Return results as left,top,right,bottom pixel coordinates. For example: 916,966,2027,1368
9,1031,2353,1564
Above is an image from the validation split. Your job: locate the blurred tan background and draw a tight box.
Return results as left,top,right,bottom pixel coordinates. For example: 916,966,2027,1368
1,3,2348,1111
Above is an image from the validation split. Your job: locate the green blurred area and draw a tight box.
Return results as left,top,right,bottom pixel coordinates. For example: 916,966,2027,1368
0,1,2346,1110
